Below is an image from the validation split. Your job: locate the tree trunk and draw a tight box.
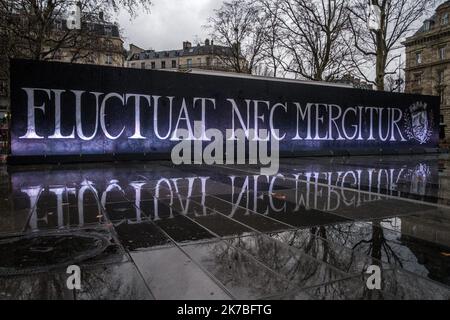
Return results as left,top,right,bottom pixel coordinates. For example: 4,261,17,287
375,31,387,90
375,47,385,90
375,9,387,91
273,58,277,77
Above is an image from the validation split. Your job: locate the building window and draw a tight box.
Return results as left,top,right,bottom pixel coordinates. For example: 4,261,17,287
55,20,62,31
424,21,431,31
187,59,192,67
438,70,445,84
172,60,177,68
414,73,422,86
104,25,112,37
53,51,62,60
151,61,156,69
437,84,446,105
439,46,446,60
141,62,145,69
105,40,113,51
106,54,112,65
161,61,166,69
86,54,95,64
416,52,422,64
442,13,449,25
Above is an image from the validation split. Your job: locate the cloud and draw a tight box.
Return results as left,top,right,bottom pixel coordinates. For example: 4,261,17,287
117,0,222,51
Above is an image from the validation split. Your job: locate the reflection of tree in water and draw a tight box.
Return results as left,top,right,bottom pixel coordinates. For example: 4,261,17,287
303,221,450,299
209,223,405,299
272,226,358,272
350,221,403,268
299,221,405,269
0,264,149,300
275,225,396,299
0,273,72,300
210,240,289,298
273,228,375,299
208,232,365,299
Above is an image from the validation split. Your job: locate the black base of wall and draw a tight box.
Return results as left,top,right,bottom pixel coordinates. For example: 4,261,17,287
6,147,442,166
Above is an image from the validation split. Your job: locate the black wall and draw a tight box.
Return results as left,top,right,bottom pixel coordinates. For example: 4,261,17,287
9,59,440,163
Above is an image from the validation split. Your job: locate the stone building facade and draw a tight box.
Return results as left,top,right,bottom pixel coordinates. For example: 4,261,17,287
47,22,125,67
0,16,125,118
404,1,450,140
335,74,373,90
126,40,239,73
0,14,125,155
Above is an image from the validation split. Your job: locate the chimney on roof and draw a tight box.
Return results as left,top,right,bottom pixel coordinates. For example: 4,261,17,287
205,39,210,46
183,41,192,50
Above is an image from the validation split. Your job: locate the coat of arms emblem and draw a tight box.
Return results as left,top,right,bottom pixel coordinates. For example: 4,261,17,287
404,102,433,144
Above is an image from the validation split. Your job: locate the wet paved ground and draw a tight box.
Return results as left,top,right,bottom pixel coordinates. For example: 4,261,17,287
0,154,449,300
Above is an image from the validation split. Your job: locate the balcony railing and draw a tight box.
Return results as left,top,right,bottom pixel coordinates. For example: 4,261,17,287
178,63,234,72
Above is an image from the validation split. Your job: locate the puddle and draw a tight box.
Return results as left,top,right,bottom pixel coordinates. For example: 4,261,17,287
0,231,110,275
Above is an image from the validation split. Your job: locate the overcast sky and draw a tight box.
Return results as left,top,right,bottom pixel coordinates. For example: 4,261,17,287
117,0,223,51
114,0,442,82
116,0,437,53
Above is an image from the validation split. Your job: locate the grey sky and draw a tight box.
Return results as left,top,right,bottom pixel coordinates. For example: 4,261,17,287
113,0,442,82
117,0,223,51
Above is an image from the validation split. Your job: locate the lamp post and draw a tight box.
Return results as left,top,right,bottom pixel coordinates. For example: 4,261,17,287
397,54,403,93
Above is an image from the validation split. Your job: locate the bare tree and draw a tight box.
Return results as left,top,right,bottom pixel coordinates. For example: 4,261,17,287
258,0,287,77
273,0,352,81
348,0,434,90
207,0,266,74
0,0,151,62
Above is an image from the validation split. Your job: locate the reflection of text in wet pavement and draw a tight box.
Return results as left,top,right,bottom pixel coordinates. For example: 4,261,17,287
0,154,449,300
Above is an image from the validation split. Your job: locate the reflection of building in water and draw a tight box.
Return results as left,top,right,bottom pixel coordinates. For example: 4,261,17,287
400,160,450,248
409,164,431,195
395,159,450,285
438,159,450,203
400,214,450,286
401,212,450,248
